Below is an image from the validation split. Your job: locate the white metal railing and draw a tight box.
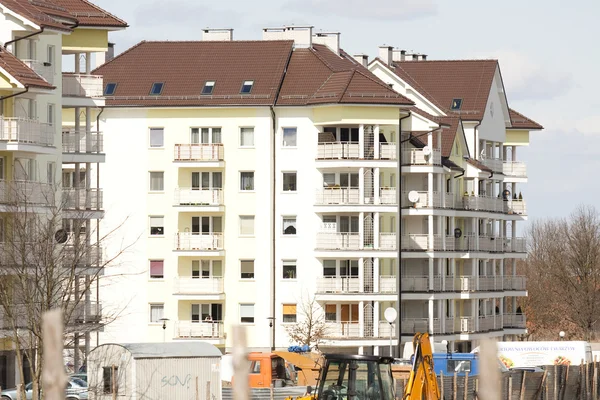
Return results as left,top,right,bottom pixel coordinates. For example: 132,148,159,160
504,276,527,291
62,188,103,210
379,275,396,293
459,276,476,291
379,187,396,204
400,318,430,334
402,148,441,165
174,188,223,206
173,277,224,294
0,117,54,146
479,315,501,331
175,321,224,339
323,322,361,338
316,277,360,293
478,236,505,252
459,317,475,332
315,187,360,205
316,232,360,250
507,200,527,215
62,130,103,153
479,276,503,291
503,161,527,177
481,158,503,172
316,142,360,159
461,195,506,213
401,234,429,251
402,191,444,208
62,74,103,97
402,276,429,292
503,314,526,329
0,180,54,205
22,59,54,84
379,143,396,160
72,301,102,322
174,144,224,161
445,318,456,333
379,233,396,250
378,322,395,337
174,233,224,251
505,237,527,253
62,244,104,267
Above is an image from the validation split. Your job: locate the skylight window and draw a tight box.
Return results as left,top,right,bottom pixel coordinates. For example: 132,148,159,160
150,82,164,96
104,83,117,96
202,81,215,95
240,80,254,94
451,98,463,110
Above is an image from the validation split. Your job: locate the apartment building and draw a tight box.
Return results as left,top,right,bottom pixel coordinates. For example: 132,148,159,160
0,0,126,386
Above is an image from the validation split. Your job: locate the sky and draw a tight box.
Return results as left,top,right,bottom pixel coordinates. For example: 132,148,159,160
94,0,599,223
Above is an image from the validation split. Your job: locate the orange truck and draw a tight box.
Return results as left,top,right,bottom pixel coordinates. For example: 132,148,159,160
230,352,320,388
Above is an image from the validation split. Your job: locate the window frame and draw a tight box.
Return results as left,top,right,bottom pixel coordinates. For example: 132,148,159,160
282,303,297,323
202,80,215,95
149,127,164,148
149,303,164,324
240,171,255,192
240,260,255,280
104,83,117,96
149,259,164,279
282,260,297,280
150,82,164,95
282,216,297,235
240,303,255,324
47,103,54,126
149,171,165,192
240,80,254,94
239,215,255,237
282,172,297,192
102,366,118,394
240,127,255,148
282,127,297,147
149,216,164,236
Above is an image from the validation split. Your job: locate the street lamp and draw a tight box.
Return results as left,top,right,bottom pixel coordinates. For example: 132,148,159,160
384,307,398,357
559,331,565,341
159,318,169,342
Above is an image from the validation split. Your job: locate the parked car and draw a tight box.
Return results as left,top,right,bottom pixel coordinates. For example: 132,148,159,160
70,373,88,383
1,376,88,400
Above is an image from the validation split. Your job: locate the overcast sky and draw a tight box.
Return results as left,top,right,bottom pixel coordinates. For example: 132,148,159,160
95,0,599,223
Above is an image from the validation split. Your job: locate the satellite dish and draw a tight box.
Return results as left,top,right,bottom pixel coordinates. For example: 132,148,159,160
502,189,511,200
454,228,462,239
480,149,486,159
422,146,432,157
384,307,397,323
408,190,420,203
54,229,68,244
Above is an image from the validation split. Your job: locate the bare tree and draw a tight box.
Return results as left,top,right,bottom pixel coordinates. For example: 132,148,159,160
0,183,133,400
284,294,328,349
522,205,600,341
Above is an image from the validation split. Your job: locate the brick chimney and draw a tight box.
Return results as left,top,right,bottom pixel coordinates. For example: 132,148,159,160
202,28,233,41
378,45,394,66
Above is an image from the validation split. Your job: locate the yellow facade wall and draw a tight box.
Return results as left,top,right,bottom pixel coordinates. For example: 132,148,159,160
505,130,530,146
61,108,101,127
62,29,108,52
312,106,400,126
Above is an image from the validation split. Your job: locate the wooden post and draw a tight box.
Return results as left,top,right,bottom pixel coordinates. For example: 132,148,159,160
593,361,598,400
519,371,527,400
440,371,444,400
554,365,558,400
535,370,548,400
41,309,67,400
544,370,549,400
463,371,469,400
475,378,479,400
508,375,513,400
453,372,457,400
112,365,117,400
586,362,590,400
232,325,250,400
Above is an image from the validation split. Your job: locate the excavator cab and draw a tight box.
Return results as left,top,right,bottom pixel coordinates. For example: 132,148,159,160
315,354,395,400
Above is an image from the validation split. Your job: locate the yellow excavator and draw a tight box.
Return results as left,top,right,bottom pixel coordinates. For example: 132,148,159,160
287,332,440,400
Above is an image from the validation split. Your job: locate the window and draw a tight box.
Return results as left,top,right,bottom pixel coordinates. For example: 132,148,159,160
283,304,297,323
250,361,261,374
283,260,296,279
149,172,164,191
240,172,254,191
191,127,222,144
240,80,254,94
46,45,54,66
149,128,164,148
149,303,164,323
240,127,254,147
283,127,297,147
149,216,164,236
240,303,255,323
325,304,336,321
283,217,297,235
283,172,297,192
202,81,215,95
451,98,463,110
47,104,54,125
103,366,118,394
104,83,117,96
46,162,55,184
240,216,255,236
150,82,164,95
323,260,336,277
241,260,254,279
150,260,164,279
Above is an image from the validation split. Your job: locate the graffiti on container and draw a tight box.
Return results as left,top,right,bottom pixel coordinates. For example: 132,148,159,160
161,373,192,389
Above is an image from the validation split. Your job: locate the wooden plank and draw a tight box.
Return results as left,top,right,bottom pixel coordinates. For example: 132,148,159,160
232,325,250,400
41,309,67,400
440,371,444,400
453,372,457,400
519,371,527,400
464,371,469,400
508,375,513,400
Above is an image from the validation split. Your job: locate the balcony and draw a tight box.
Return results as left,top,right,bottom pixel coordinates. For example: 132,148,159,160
174,144,224,161
400,318,442,335
174,232,224,251
379,275,396,293
62,130,103,153
62,74,103,97
316,232,360,250
402,148,441,166
503,161,527,178
174,188,223,206
379,188,397,204
402,191,442,208
504,276,527,291
72,301,102,323
402,276,429,292
22,59,54,84
481,158,503,172
316,277,360,293
62,244,104,267
62,188,103,210
0,117,54,147
478,276,503,291
379,143,396,160
323,322,362,338
507,200,527,215
174,320,224,339
173,277,224,295
401,234,526,253
462,195,506,213
315,187,360,205
0,180,54,206
379,233,396,250
317,142,359,160
503,314,526,329
478,315,503,331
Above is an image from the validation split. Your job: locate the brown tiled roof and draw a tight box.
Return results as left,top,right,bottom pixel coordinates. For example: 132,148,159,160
93,40,294,107
393,60,499,121
442,157,463,171
277,44,413,106
509,108,543,130
0,47,54,88
51,0,127,27
466,158,492,172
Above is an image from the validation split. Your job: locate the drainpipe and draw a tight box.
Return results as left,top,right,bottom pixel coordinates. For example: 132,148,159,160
4,28,45,49
270,105,277,351
473,121,482,161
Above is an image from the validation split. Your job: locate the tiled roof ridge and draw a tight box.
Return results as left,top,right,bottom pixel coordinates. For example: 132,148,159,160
92,40,147,73
397,59,499,63
509,108,543,129
391,61,447,112
309,44,342,72
133,39,295,44
71,0,127,26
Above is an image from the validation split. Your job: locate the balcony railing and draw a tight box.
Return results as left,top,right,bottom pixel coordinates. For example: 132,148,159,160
22,59,54,84
174,144,224,161
62,130,103,153
0,117,54,146
72,301,102,323
174,232,223,251
504,275,527,291
173,277,224,294
481,158,503,172
507,200,527,215
174,188,223,206
400,318,443,335
503,161,527,178
316,232,360,250
380,143,396,160
316,277,360,293
62,188,103,210
503,314,526,329
462,195,506,213
315,187,360,205
323,322,361,338
379,188,397,204
379,233,396,250
0,180,54,205
401,234,526,253
317,142,360,159
62,244,104,266
402,276,429,292
62,74,103,97
479,315,503,331
478,276,503,291
402,191,443,208
174,320,224,339
402,148,441,166
379,275,396,293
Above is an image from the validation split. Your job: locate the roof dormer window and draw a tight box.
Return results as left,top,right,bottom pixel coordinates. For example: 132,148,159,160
240,80,254,94
104,83,117,96
450,98,462,110
150,82,164,96
202,81,215,95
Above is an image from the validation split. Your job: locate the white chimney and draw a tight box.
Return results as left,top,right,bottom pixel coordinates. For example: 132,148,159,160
263,25,313,48
312,32,340,54
392,49,406,62
378,45,394,66
353,54,369,67
202,28,233,41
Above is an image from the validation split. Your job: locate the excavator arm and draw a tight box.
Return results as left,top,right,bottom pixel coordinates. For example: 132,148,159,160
403,332,441,400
